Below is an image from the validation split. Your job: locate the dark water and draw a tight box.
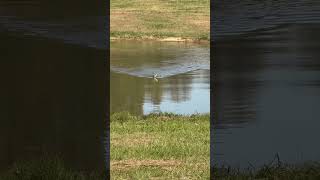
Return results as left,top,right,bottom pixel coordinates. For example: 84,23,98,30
0,4,107,172
213,0,320,167
110,41,210,115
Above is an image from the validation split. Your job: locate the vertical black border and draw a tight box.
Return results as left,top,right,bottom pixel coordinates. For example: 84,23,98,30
0,0,110,177
210,0,214,179
105,0,110,178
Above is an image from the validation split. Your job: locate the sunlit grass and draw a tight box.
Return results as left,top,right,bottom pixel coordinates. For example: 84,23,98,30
110,0,210,40
110,112,210,179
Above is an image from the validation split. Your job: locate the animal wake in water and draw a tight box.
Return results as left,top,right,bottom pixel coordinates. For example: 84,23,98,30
153,73,158,82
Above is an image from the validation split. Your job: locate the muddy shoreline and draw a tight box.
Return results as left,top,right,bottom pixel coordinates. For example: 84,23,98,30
110,36,210,44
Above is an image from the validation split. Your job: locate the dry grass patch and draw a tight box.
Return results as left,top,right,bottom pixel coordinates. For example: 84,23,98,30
110,11,142,31
187,15,210,31
112,132,155,147
111,159,182,170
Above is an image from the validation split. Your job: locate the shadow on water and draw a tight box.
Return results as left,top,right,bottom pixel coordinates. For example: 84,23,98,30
0,33,106,172
0,2,107,173
213,4,320,168
0,1,105,17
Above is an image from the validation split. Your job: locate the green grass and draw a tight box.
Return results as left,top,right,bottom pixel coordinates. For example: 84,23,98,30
110,112,210,179
0,156,106,180
110,0,210,41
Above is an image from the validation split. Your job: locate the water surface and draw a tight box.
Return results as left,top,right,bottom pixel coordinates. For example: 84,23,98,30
111,41,210,115
213,0,320,168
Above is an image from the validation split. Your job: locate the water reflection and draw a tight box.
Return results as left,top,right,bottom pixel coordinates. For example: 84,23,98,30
213,0,320,39
213,23,320,167
111,41,210,115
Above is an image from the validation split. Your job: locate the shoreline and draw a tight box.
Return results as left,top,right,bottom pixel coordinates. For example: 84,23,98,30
111,0,209,45
2,155,320,180
110,36,210,44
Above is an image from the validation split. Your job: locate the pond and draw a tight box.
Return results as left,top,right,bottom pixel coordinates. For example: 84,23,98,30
213,0,320,168
110,41,210,115
0,12,210,173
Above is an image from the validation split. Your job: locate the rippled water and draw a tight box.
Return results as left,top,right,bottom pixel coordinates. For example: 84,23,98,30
111,41,210,115
213,0,320,168
213,0,320,39
0,16,106,49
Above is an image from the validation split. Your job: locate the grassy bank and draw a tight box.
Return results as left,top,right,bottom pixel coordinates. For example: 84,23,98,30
2,156,320,180
1,117,320,180
110,0,210,41
110,112,210,179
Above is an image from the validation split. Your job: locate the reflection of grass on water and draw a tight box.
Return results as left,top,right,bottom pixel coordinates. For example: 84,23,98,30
0,156,106,180
111,112,210,179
